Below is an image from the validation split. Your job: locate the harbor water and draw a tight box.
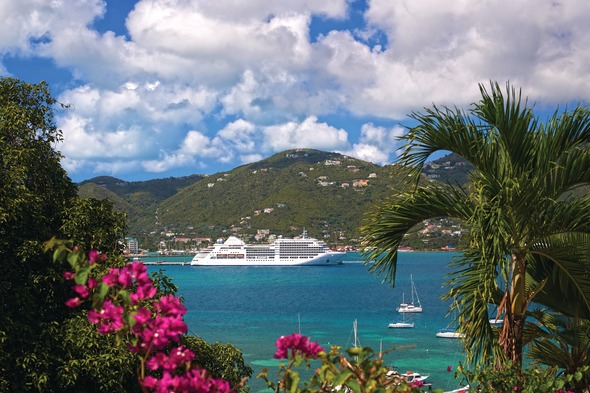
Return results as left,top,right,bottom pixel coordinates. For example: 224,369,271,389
145,251,467,391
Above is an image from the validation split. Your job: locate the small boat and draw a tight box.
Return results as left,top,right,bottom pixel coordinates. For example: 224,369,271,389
489,318,503,325
388,311,414,328
444,385,470,393
401,371,429,384
435,328,464,339
397,274,422,313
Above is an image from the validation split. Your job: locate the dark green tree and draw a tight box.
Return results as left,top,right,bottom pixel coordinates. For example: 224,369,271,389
0,77,252,392
0,77,78,391
362,82,590,369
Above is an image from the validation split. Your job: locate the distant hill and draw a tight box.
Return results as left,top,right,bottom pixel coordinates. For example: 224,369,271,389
156,149,415,242
78,149,471,249
423,152,474,185
78,174,206,236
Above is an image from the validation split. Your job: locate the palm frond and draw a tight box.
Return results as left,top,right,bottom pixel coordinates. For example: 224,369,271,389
362,184,472,286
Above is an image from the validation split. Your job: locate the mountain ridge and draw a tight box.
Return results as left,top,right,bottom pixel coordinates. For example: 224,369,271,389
78,149,470,249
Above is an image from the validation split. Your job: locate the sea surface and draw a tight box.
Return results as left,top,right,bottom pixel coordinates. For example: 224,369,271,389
145,252,467,392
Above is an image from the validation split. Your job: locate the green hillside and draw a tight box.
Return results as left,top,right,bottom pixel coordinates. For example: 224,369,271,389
78,149,471,250
78,174,206,237
157,149,413,243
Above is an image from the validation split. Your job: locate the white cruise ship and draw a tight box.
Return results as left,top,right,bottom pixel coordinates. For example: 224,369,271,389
190,231,345,266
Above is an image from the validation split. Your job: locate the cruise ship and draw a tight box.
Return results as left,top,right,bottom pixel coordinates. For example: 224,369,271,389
190,231,345,266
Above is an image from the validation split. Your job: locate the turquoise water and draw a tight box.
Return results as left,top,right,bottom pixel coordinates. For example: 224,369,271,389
146,252,466,391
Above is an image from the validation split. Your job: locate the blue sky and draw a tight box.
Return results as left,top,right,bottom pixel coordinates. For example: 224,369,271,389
2,0,589,182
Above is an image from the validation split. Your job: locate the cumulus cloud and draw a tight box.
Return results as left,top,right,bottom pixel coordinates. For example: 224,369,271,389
263,116,349,152
341,123,405,165
3,0,590,180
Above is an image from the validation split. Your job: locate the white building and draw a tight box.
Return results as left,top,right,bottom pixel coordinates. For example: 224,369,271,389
126,237,139,254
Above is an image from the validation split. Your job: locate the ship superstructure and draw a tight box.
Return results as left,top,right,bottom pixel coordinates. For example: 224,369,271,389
190,231,345,266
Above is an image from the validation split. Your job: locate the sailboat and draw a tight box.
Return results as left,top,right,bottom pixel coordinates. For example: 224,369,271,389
397,275,422,313
388,310,414,328
435,328,464,339
436,301,464,338
352,319,361,348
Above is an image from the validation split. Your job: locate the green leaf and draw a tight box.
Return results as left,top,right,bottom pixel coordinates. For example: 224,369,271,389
97,282,110,301
345,379,361,393
332,369,353,387
119,289,131,305
74,267,90,285
554,379,564,389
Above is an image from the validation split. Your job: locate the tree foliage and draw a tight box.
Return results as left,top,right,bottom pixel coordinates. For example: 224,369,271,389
0,77,251,392
0,77,78,391
362,81,590,370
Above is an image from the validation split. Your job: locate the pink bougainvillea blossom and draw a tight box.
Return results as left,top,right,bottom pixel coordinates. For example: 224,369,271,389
65,297,81,308
101,267,120,287
73,284,89,298
146,346,195,372
87,300,125,334
88,250,99,265
274,333,324,359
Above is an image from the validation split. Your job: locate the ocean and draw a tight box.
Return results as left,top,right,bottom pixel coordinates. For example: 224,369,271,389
145,252,466,392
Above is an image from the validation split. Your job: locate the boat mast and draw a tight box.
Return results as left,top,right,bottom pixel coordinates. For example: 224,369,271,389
411,274,420,306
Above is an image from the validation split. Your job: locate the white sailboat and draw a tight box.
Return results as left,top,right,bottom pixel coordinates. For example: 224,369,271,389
397,275,422,313
352,319,361,348
388,311,414,328
435,328,465,339
436,303,464,338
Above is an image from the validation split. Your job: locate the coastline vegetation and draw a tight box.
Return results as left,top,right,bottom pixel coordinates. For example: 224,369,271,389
2,75,590,392
363,81,590,391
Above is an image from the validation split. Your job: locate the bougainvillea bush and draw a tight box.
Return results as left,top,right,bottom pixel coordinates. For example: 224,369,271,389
54,240,589,393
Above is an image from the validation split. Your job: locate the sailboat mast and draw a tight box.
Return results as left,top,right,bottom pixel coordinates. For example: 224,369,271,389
410,274,415,305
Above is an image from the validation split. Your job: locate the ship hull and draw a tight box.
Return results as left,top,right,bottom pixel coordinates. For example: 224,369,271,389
191,252,345,266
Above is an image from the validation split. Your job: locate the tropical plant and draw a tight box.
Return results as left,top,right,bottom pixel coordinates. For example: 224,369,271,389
362,81,590,369
526,308,590,391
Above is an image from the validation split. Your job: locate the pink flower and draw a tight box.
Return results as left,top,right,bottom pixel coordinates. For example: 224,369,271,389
102,268,120,287
146,346,195,372
88,250,99,265
132,307,152,325
87,300,125,334
140,376,158,389
65,297,81,308
410,380,424,388
274,333,324,359
73,284,89,298
117,267,133,287
63,271,75,280
178,368,231,393
154,295,187,317
87,277,97,289
447,365,452,372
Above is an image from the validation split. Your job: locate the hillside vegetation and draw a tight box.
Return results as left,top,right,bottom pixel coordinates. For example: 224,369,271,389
79,149,470,249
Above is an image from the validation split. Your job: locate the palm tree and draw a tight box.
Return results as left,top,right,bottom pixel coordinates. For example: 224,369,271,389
362,81,590,369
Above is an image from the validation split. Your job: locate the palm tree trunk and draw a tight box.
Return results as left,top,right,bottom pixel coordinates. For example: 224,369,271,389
500,251,527,368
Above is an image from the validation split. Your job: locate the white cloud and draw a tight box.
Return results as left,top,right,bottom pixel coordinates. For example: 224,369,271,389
341,123,405,165
263,116,349,151
4,0,590,181
0,0,104,54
